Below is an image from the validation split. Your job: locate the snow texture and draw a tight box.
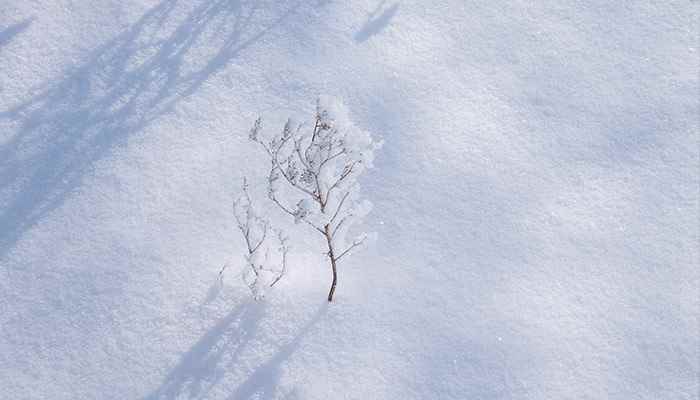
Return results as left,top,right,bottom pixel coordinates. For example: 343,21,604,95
1,1,698,399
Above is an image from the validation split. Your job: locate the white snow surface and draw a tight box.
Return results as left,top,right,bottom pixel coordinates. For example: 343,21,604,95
1,1,698,399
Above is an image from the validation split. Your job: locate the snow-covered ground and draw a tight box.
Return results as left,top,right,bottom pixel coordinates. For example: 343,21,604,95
1,1,698,399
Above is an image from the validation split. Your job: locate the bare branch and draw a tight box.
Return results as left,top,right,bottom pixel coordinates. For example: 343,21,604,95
269,235,288,288
250,133,273,157
329,191,350,224
268,191,297,217
269,191,324,234
331,213,352,237
250,222,267,254
218,263,229,278
231,176,289,299
317,149,346,171
335,235,367,262
271,154,319,200
314,173,325,209
325,160,360,201
294,141,310,170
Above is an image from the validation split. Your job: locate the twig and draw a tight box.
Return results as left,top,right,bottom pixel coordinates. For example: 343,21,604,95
335,235,367,262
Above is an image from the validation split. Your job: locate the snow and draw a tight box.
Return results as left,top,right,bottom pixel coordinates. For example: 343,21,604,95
1,1,698,399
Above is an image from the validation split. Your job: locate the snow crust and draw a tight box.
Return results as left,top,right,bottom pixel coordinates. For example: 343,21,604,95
1,1,697,399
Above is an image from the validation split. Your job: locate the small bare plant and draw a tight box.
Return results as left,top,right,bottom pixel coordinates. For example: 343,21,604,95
228,179,288,300
249,96,380,301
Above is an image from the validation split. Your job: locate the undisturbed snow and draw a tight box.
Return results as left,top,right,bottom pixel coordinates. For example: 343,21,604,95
0,1,698,399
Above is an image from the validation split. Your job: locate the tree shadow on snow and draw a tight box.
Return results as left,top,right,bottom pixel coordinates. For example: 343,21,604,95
0,18,33,51
142,301,261,400
354,1,398,43
142,301,327,400
0,0,303,259
224,303,327,400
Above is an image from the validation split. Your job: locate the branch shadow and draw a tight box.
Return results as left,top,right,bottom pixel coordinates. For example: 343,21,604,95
0,0,303,259
142,301,327,400
354,1,398,43
225,302,328,400
0,18,33,51
143,301,263,400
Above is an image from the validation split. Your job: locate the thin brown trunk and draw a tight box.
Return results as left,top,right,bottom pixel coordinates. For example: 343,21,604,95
324,224,338,302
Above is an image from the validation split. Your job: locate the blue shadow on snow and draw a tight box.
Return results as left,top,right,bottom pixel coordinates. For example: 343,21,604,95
0,0,303,259
142,301,328,400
